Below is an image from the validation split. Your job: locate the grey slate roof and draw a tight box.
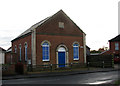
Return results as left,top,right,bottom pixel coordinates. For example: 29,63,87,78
99,50,109,55
0,47,6,51
17,17,51,38
6,47,12,53
109,34,120,42
86,45,90,49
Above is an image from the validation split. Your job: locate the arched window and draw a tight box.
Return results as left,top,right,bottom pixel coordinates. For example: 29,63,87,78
15,45,17,53
25,43,27,61
73,43,79,60
42,42,50,61
19,44,22,61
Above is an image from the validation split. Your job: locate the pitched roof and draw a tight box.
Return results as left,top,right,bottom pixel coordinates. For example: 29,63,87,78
12,10,85,42
6,47,12,52
109,34,120,42
86,45,90,49
11,16,51,42
0,47,6,51
99,50,109,55
17,17,51,38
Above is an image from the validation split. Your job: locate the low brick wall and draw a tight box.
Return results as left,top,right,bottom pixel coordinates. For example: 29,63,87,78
2,64,16,76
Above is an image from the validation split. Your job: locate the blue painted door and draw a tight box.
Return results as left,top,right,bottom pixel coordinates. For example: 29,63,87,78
58,52,65,67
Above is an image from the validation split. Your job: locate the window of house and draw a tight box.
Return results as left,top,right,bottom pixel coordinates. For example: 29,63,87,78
25,43,27,61
73,43,79,60
19,44,22,61
15,45,17,53
42,42,50,61
115,43,119,50
59,22,64,28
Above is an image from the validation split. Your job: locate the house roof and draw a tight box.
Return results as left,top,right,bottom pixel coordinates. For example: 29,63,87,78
6,47,12,53
86,45,90,49
0,47,6,51
90,53,100,56
12,10,85,42
11,16,51,42
17,17,51,38
109,34,120,42
99,50,109,55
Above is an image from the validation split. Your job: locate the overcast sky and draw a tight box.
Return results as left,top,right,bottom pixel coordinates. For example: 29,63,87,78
0,0,119,50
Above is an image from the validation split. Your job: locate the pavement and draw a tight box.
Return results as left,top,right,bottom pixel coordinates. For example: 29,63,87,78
2,67,120,80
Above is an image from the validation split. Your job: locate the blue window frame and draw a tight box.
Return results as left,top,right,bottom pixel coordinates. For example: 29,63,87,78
19,44,22,61
25,43,27,61
73,43,79,60
42,42,49,61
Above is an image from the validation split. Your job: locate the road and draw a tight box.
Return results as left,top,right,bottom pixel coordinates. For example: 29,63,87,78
2,70,119,85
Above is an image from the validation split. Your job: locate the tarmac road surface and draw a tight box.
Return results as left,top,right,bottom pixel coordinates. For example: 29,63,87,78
2,70,119,85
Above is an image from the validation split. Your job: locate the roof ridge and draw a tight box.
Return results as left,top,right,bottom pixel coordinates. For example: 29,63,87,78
17,16,51,38
0,47,6,51
13,10,63,41
109,34,120,42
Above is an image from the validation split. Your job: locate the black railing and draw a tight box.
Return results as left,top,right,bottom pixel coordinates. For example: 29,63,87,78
28,61,113,72
87,61,113,68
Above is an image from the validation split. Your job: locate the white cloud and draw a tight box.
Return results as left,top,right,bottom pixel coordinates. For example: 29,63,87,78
0,0,119,50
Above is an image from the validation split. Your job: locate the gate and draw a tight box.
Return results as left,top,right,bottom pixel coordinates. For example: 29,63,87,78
15,63,24,74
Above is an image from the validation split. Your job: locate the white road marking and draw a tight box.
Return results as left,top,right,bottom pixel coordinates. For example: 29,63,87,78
85,80,113,85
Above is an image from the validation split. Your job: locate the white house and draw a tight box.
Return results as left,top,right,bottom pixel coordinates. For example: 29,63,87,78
0,47,6,64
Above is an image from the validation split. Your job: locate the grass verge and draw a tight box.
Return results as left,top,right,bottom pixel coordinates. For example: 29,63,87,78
114,79,120,85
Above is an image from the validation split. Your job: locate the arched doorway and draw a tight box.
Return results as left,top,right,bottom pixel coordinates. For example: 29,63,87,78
56,44,69,68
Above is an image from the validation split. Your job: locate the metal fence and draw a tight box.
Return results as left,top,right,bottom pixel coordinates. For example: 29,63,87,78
28,61,113,72
2,60,113,75
28,63,86,72
87,61,113,68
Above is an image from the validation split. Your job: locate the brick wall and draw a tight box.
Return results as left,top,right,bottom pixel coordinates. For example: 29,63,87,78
12,34,31,63
5,52,11,64
36,34,84,65
110,41,120,54
2,64,16,76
